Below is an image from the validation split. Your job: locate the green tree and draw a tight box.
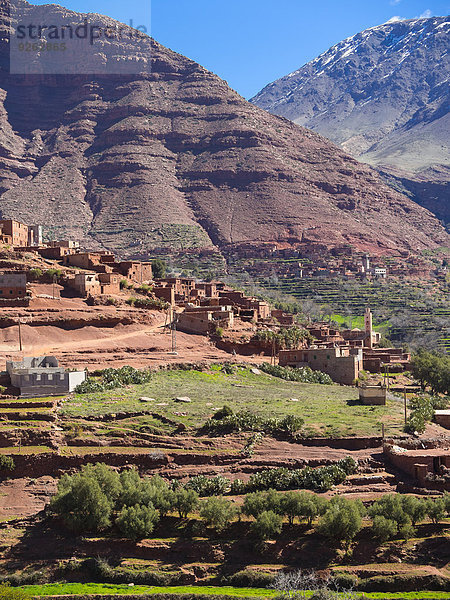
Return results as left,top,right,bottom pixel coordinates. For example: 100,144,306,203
372,515,398,543
242,491,269,519
251,510,283,540
401,496,427,527
51,473,112,533
82,463,122,502
398,523,416,541
298,493,328,527
368,494,410,527
443,492,450,515
28,268,42,280
152,259,166,279
317,498,364,549
280,491,303,526
116,503,159,540
426,498,446,525
174,488,199,518
200,497,237,531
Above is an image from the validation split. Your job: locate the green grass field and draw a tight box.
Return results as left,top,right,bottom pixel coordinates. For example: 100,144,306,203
22,583,450,599
60,366,405,437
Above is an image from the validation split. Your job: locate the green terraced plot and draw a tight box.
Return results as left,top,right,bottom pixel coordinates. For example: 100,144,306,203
22,584,450,599
61,367,404,437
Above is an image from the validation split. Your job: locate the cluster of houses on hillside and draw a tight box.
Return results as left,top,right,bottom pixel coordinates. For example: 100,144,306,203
0,218,411,388
279,308,410,385
225,241,444,281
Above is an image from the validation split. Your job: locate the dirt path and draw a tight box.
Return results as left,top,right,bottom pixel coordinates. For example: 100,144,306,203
30,315,168,355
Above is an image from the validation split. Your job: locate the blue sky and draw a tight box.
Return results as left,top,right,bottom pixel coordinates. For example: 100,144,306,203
29,0,449,98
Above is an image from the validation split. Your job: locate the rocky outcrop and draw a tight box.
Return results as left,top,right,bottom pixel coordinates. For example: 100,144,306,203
0,3,448,256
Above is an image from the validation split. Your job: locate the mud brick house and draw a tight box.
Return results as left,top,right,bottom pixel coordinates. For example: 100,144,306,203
38,245,75,260
363,348,411,373
271,309,295,326
65,251,115,271
118,261,152,283
156,277,196,301
97,273,121,294
307,324,344,344
279,346,363,385
153,285,175,306
196,282,218,298
217,289,270,321
0,219,29,247
177,305,234,335
0,272,27,299
6,356,86,398
384,442,450,489
67,272,120,296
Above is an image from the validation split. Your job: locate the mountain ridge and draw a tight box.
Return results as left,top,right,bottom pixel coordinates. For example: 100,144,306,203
251,16,450,226
0,2,447,258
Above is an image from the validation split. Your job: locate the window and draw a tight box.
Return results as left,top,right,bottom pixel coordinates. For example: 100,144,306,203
314,355,317,360
327,355,330,360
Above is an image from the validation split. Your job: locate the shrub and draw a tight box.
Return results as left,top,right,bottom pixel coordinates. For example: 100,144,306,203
278,414,304,435
185,474,229,496
200,497,237,531
0,584,30,600
260,362,333,385
115,503,159,540
202,410,304,438
226,569,275,588
0,456,15,472
45,268,61,279
212,405,234,420
332,572,358,591
337,456,358,475
28,268,42,280
75,365,152,393
251,510,283,540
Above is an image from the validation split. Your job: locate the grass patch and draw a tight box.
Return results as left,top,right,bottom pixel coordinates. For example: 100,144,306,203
61,367,404,437
0,445,52,455
23,584,276,597
22,584,450,599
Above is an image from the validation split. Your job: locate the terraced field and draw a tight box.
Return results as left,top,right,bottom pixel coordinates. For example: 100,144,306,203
248,275,449,351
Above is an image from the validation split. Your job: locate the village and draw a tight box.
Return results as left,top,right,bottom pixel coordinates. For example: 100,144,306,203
0,217,414,390
0,217,448,593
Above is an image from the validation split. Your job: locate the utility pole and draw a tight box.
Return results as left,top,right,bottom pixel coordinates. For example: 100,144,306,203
18,320,23,352
169,314,178,355
404,387,408,426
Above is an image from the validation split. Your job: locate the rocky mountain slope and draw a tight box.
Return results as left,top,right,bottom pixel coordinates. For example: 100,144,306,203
251,17,450,226
0,2,448,258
